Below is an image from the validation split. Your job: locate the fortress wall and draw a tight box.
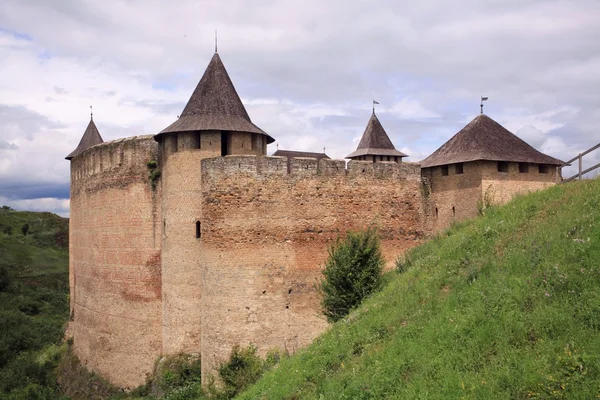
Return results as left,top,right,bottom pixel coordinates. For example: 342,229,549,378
68,135,162,389
199,156,428,380
422,161,560,233
421,162,483,232
480,162,559,204
160,131,222,356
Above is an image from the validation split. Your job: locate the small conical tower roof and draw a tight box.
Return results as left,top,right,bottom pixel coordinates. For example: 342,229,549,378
346,112,407,159
156,52,274,143
421,114,565,168
65,117,104,160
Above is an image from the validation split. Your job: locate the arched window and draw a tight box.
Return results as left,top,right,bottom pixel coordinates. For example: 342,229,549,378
452,206,456,217
196,221,201,239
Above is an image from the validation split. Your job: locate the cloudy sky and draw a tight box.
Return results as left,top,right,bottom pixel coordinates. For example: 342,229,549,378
1,0,599,217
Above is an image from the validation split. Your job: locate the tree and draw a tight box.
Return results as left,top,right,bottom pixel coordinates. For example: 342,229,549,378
320,227,384,322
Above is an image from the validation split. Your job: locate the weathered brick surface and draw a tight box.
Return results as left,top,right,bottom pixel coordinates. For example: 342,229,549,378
199,156,428,378
480,161,559,203
422,160,558,230
68,133,559,389
69,136,162,389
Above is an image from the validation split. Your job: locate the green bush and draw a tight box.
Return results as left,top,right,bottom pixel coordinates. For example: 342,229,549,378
153,353,201,395
215,345,265,399
320,227,384,322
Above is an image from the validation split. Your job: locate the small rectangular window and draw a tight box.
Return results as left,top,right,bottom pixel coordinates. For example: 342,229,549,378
539,164,548,174
191,132,200,149
519,163,528,173
196,221,201,239
498,161,509,173
441,165,449,176
455,163,464,175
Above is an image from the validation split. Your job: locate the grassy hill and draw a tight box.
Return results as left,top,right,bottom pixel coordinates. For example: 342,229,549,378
0,207,70,399
237,179,600,399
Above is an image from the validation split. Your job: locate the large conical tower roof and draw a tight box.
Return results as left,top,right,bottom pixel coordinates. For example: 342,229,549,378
156,52,274,143
65,118,104,160
346,112,407,158
421,114,565,168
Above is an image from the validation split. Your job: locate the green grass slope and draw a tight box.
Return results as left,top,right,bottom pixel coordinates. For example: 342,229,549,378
238,179,600,399
0,207,70,398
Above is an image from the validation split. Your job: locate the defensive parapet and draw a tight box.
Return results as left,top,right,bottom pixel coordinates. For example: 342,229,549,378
68,135,162,389
199,155,428,380
202,155,422,180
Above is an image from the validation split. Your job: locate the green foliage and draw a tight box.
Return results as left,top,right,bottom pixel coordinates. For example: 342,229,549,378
147,159,161,190
0,210,69,398
0,266,11,291
56,343,127,400
151,354,202,397
215,345,265,399
395,251,413,274
238,179,600,399
320,227,384,322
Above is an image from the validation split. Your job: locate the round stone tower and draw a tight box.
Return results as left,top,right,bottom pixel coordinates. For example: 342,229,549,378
154,51,274,355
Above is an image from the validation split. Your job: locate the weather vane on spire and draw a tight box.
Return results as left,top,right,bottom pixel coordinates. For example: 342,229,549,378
90,105,93,120
480,96,488,114
373,99,379,114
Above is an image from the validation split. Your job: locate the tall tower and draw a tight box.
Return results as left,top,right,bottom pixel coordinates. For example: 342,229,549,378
154,51,274,355
65,115,104,315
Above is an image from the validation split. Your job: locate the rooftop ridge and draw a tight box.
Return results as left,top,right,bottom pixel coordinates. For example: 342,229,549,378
421,114,564,167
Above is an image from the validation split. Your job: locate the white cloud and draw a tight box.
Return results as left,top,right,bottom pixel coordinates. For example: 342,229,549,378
0,0,599,214
0,197,69,217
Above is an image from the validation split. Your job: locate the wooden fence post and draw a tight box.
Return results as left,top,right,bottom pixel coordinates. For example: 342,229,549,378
579,153,583,180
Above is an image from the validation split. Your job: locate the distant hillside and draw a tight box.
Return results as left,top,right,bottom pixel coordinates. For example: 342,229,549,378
238,179,600,399
0,207,69,399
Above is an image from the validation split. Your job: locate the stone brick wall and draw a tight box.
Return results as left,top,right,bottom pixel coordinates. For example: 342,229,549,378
159,130,268,357
480,161,559,204
68,132,559,389
422,160,559,232
68,135,162,389
199,156,429,380
421,162,483,231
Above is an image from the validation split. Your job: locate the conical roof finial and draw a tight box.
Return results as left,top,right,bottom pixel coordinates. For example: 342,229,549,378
215,30,218,53
372,99,379,114
65,110,104,160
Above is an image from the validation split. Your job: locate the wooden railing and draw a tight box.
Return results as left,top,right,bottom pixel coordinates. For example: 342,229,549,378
561,142,600,183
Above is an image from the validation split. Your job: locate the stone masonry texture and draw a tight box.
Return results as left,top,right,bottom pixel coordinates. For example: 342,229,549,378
68,135,559,388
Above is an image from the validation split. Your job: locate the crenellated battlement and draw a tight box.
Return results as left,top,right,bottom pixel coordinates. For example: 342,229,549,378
70,135,158,182
70,135,159,195
201,155,421,182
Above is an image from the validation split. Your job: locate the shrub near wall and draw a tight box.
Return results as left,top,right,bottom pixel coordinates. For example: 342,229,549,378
320,227,384,322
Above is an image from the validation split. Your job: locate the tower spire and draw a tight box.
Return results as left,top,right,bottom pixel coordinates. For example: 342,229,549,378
215,30,218,53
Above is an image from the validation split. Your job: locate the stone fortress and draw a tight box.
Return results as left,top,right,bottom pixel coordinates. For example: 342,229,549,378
65,51,564,388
